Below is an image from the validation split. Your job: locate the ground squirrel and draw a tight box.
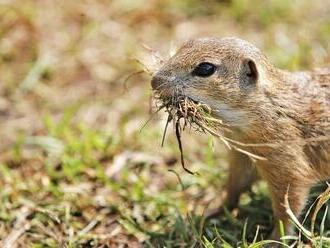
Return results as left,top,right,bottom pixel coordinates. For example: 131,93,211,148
151,37,330,240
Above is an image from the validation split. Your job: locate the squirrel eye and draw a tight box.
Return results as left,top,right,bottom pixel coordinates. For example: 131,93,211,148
192,62,216,77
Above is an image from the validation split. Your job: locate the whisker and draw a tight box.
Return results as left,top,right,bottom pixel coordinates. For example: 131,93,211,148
140,104,166,132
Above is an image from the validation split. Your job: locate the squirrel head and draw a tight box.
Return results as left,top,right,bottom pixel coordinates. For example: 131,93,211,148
151,37,275,128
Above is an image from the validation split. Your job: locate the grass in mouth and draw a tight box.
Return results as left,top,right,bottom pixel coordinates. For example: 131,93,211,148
153,92,268,176
154,94,229,175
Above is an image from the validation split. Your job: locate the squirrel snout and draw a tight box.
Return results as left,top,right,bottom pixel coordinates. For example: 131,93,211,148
151,72,178,91
151,73,165,90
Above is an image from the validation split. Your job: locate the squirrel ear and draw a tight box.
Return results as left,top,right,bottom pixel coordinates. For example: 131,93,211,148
240,59,258,87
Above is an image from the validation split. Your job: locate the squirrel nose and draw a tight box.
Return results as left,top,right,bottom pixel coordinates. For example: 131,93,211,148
151,73,164,90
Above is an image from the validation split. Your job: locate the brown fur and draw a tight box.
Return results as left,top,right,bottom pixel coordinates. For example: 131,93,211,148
151,37,330,240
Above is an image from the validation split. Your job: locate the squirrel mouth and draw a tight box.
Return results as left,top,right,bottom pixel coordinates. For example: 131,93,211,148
152,85,219,124
157,94,200,110
153,91,227,132
153,94,212,174
152,91,231,175
152,87,263,173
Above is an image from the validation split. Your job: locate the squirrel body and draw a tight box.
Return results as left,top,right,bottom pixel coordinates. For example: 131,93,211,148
151,37,330,240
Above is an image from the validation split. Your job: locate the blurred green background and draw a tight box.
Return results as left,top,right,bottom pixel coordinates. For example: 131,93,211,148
0,0,329,247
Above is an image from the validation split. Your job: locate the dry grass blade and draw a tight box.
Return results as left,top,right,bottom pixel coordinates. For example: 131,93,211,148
284,191,313,239
2,207,32,248
161,114,172,147
122,70,146,93
310,184,330,235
